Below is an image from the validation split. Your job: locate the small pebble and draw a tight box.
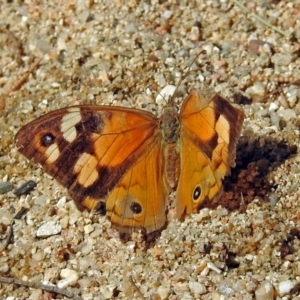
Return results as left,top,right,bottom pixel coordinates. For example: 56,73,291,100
124,23,136,34
189,281,206,294
278,108,296,122
0,181,13,194
100,283,117,299
248,39,265,54
60,268,77,279
271,53,294,66
207,262,222,274
56,196,67,207
14,180,37,196
246,82,265,98
190,26,200,41
78,257,93,272
269,102,278,112
36,221,62,237
217,281,235,295
44,268,59,282
57,269,79,289
157,286,170,299
81,241,93,255
84,224,94,234
0,208,13,225
51,82,61,88
162,10,172,20
278,280,294,296
255,280,274,300
156,85,176,105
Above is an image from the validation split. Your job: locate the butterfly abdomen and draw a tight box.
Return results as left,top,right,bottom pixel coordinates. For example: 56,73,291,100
164,143,180,189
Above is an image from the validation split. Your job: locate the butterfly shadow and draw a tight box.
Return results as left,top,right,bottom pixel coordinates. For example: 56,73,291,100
203,136,297,212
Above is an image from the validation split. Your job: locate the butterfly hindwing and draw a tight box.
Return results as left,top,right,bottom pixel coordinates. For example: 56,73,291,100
105,136,169,237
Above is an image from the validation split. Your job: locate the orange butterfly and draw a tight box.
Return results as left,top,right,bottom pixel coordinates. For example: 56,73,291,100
15,89,244,241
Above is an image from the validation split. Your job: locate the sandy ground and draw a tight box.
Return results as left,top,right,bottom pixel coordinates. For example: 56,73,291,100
1,0,300,299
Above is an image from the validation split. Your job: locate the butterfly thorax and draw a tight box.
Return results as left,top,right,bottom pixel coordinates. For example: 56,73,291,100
160,106,180,144
160,106,180,189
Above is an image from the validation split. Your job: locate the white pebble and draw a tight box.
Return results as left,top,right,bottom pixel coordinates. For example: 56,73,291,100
51,82,61,88
57,269,79,289
60,268,77,279
194,208,211,222
162,10,172,19
68,209,82,225
156,85,176,105
190,26,200,41
56,196,67,207
207,262,222,274
165,57,176,66
84,224,94,234
57,273,79,289
0,262,9,273
278,280,294,296
245,254,254,261
217,281,235,295
32,250,45,262
36,221,62,237
269,102,278,112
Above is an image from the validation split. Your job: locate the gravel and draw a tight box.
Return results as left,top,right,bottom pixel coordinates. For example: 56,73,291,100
0,0,300,299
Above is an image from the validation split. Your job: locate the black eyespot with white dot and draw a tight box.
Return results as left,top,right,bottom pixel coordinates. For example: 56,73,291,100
41,133,55,147
130,201,142,214
193,185,202,201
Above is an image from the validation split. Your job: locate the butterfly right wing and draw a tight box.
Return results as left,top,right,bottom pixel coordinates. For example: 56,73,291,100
176,90,244,219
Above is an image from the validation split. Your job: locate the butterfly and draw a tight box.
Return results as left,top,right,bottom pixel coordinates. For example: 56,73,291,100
15,88,244,241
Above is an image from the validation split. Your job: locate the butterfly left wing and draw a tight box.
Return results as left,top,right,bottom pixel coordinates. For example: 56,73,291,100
15,105,168,237
176,90,244,219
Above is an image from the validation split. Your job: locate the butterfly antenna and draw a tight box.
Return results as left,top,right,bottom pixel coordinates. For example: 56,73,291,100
169,41,210,105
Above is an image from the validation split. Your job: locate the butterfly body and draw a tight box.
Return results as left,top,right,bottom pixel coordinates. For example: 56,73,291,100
15,90,244,240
